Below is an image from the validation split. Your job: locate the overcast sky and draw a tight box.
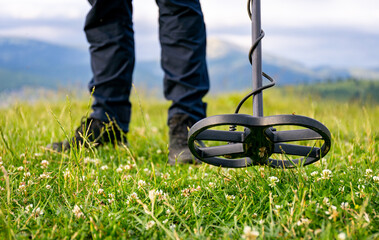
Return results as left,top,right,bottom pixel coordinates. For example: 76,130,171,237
0,0,378,68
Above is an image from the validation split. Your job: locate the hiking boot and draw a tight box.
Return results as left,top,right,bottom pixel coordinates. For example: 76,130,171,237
168,114,200,165
47,117,127,152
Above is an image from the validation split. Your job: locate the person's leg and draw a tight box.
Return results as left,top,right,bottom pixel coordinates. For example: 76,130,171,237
48,0,133,151
85,0,134,133
156,0,209,124
156,0,209,164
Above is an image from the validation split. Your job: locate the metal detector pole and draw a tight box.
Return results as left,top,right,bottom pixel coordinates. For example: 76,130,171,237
251,0,263,117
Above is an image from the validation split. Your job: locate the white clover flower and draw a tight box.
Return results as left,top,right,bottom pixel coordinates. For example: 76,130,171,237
337,232,347,240
126,192,139,204
100,165,109,170
72,205,85,219
358,185,365,190
226,194,236,201
24,172,31,177
137,180,146,188
365,169,373,178
32,207,44,217
162,219,169,224
268,176,279,187
145,220,155,230
63,169,71,178
116,167,123,173
46,185,51,190
25,204,33,213
338,186,345,192
39,172,51,179
41,160,49,168
275,205,283,210
169,224,176,230
162,173,170,179
296,218,311,226
166,209,171,215
122,174,132,181
154,189,168,201
323,197,330,206
320,169,332,180
208,182,215,188
144,168,151,175
17,166,24,171
340,202,349,210
97,188,104,195
310,171,318,177
241,226,259,240
156,149,162,154
373,176,379,183
19,182,26,190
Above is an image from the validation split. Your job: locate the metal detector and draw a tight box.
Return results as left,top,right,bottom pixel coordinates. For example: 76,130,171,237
187,0,331,168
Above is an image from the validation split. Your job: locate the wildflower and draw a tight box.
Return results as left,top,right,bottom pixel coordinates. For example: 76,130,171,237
24,172,31,177
108,194,115,204
122,174,132,181
124,161,136,170
19,182,26,191
97,188,104,195
373,176,379,183
144,168,151,175
241,226,259,240
34,153,43,157
39,172,51,179
364,169,373,178
162,219,169,224
156,149,162,154
268,176,279,187
137,180,146,188
46,185,51,190
338,186,345,192
340,202,349,210
322,197,330,206
325,205,338,221
25,204,33,213
169,224,176,230
63,169,71,178
226,194,236,201
310,171,318,177
320,169,332,180
181,185,201,197
252,213,258,218
145,220,155,230
126,192,139,204
337,232,347,240
162,173,170,180
41,160,49,168
100,165,109,170
17,166,24,171
116,167,123,173
296,218,311,226
154,189,168,201
72,205,85,219
32,207,44,217
166,209,171,215
208,182,215,188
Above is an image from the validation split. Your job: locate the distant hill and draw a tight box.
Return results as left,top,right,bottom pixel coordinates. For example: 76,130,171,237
0,37,378,93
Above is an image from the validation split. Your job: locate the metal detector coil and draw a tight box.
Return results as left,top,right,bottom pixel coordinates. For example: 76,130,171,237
187,0,331,168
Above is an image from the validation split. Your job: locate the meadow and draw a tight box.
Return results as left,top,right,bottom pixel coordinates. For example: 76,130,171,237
0,87,378,239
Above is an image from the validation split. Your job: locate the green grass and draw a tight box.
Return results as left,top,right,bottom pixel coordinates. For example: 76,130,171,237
0,87,378,239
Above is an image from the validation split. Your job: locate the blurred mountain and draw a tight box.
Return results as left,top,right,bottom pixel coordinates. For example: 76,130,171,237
0,37,378,93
